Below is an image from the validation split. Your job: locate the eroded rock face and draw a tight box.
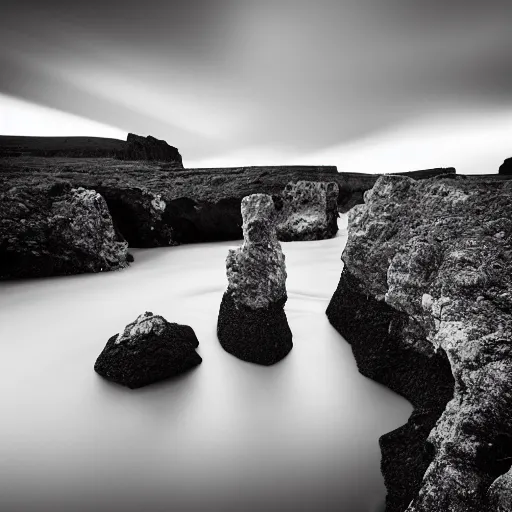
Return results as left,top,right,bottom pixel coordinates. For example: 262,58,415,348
327,175,512,512
0,183,129,279
94,312,202,389
276,180,339,241
217,194,292,365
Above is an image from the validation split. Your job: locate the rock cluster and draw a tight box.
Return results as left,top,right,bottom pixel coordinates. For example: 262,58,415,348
217,194,293,365
120,133,183,166
0,183,129,279
327,174,512,512
275,180,339,241
94,312,202,389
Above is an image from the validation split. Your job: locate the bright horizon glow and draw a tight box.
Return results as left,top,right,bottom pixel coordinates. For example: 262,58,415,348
0,93,126,139
2,93,511,175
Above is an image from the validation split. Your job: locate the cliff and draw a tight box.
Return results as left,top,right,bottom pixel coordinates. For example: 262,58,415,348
327,175,512,511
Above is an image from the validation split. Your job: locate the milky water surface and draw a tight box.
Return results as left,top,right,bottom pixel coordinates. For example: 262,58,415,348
0,216,412,512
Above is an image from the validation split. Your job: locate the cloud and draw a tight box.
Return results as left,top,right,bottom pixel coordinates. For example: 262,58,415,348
1,1,511,164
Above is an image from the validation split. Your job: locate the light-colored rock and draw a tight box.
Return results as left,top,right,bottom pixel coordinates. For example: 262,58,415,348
226,194,286,309
276,180,339,241
336,174,512,512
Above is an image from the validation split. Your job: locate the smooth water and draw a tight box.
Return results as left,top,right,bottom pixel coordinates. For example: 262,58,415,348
0,216,412,512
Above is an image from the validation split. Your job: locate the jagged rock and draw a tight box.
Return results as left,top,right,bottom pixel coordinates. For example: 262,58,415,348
120,133,183,166
275,180,339,241
0,183,129,279
217,194,292,365
498,157,512,175
94,312,202,389
326,174,512,512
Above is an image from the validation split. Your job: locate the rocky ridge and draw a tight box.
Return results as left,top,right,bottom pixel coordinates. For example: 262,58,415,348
327,175,512,512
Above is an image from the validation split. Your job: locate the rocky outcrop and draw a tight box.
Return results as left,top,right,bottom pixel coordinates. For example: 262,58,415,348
498,157,512,175
326,175,512,512
0,183,129,279
120,133,183,166
217,194,293,365
94,312,202,389
275,180,339,241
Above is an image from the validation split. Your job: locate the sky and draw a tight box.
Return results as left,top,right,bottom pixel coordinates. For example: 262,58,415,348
1,0,512,172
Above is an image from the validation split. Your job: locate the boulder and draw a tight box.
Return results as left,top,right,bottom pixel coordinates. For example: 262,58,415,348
217,194,293,365
0,183,129,279
94,312,202,389
120,133,183,166
498,157,512,175
326,175,512,512
275,180,339,241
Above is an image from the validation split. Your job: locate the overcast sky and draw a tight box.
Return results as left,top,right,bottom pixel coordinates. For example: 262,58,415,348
1,0,512,172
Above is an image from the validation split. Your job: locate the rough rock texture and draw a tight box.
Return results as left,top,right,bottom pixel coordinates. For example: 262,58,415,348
94,312,202,389
275,180,339,241
498,157,512,175
0,152,457,247
0,183,128,279
217,194,292,365
326,174,512,512
121,133,183,166
96,186,177,247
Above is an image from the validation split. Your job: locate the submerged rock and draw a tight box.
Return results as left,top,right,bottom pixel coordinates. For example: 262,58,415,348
326,175,512,512
276,180,339,241
217,194,292,365
94,312,202,389
0,184,129,279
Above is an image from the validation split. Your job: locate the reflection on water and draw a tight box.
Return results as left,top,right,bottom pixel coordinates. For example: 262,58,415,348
0,216,411,512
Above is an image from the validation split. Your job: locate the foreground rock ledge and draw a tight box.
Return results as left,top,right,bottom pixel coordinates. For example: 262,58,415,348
95,312,202,389
217,194,293,365
326,175,512,512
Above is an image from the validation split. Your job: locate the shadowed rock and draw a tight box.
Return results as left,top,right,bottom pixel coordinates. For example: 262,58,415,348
94,312,202,389
0,184,129,279
327,174,512,512
217,194,292,365
276,180,339,241
120,133,183,166
499,157,512,175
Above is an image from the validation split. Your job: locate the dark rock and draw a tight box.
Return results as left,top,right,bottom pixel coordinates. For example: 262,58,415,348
326,174,512,512
217,292,292,365
94,312,202,389
96,186,177,247
276,180,339,241
499,157,512,175
0,184,129,279
120,133,183,166
217,194,292,365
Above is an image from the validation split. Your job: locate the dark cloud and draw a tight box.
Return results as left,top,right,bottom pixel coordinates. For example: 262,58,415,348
1,0,511,162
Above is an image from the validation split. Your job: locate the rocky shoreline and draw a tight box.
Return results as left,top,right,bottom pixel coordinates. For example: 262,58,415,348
327,174,512,511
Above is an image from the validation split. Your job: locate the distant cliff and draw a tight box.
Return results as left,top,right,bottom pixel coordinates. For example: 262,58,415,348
0,134,183,167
